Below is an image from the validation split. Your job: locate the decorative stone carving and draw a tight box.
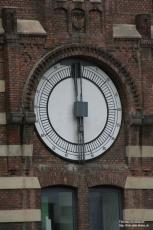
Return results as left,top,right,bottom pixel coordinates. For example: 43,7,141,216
72,9,85,32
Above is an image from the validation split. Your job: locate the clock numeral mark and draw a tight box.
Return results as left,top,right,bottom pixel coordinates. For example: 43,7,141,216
52,146,56,151
90,152,94,158
103,146,106,151
116,123,121,127
101,78,110,87
65,153,69,157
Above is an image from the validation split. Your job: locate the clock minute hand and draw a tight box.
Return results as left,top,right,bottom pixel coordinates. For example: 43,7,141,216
79,64,85,162
72,63,78,101
72,63,88,162
72,63,81,161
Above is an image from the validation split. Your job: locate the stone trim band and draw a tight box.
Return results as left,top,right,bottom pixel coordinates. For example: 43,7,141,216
73,0,101,2
0,80,5,92
125,177,153,189
0,145,33,157
0,176,152,189
0,177,40,189
0,209,41,223
126,145,153,157
124,209,153,221
0,113,6,124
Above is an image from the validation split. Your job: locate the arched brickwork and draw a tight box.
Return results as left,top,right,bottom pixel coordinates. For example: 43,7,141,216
35,168,127,189
86,171,127,188
22,44,141,113
36,169,79,188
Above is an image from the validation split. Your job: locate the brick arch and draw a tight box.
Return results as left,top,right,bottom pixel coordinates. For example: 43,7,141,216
37,169,79,188
86,172,127,189
22,44,141,112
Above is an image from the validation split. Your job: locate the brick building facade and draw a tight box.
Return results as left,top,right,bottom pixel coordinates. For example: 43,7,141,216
0,0,153,229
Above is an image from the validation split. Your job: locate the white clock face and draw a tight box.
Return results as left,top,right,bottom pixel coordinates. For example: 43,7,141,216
34,60,122,161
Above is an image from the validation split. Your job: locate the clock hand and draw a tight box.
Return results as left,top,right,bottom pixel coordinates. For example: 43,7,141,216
72,63,82,162
72,63,87,162
79,64,85,162
72,63,78,101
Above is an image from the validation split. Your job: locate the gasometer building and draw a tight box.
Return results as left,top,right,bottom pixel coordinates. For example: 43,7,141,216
0,0,153,230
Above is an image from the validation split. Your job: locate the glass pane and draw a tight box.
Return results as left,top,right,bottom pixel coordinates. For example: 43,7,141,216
102,191,120,230
89,188,122,230
59,192,73,230
42,196,50,230
41,188,75,230
89,191,102,230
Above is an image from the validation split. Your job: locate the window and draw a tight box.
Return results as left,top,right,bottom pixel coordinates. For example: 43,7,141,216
89,187,122,230
41,187,76,230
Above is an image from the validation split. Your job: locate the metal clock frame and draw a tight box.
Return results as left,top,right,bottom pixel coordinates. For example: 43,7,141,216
34,59,122,161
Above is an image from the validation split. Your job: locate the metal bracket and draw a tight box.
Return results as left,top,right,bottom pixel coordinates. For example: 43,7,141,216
74,101,88,117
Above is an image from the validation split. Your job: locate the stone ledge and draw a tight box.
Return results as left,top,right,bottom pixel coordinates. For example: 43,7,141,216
113,24,141,39
0,19,46,35
0,113,6,124
0,177,40,189
0,80,5,92
124,209,153,221
90,0,101,2
17,20,46,35
125,177,153,189
72,0,84,1
0,145,33,157
0,209,41,222
126,146,153,158
72,0,101,1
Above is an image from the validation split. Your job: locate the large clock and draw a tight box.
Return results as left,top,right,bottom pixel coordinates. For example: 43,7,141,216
34,59,122,161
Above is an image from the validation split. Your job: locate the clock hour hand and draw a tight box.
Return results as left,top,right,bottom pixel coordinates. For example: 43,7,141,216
71,63,88,162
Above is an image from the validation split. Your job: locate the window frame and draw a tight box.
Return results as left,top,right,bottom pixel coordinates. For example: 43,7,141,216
89,186,123,230
41,186,77,230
